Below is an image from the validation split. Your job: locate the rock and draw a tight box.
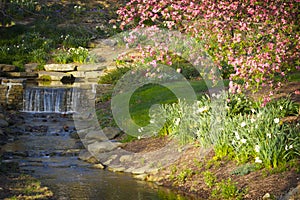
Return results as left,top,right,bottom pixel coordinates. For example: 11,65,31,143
0,113,5,120
69,131,79,139
85,130,107,141
262,193,272,200
38,71,70,81
5,72,38,78
44,64,76,72
85,71,104,79
0,119,9,127
78,150,99,164
101,39,117,47
281,184,300,200
92,163,105,169
0,64,17,72
24,63,38,72
103,127,121,140
87,141,122,154
107,165,125,172
76,63,106,71
67,71,86,78
133,174,148,180
119,155,132,163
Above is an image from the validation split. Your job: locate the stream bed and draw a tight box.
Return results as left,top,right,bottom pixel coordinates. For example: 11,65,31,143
2,112,188,200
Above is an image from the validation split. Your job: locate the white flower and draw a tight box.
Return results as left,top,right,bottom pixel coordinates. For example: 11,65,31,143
150,119,155,124
241,122,246,127
138,127,144,133
174,118,180,126
279,106,283,110
198,106,209,113
255,157,262,163
232,139,236,145
274,118,280,124
234,131,240,140
255,145,260,153
250,118,256,123
241,138,247,144
267,133,272,138
285,144,293,151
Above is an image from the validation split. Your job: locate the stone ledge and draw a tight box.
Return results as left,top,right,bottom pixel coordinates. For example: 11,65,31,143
44,64,77,72
5,72,38,78
38,71,70,81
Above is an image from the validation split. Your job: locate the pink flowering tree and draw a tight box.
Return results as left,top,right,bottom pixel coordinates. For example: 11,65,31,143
117,0,300,101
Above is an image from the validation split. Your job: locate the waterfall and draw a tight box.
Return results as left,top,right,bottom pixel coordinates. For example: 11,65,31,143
23,87,80,113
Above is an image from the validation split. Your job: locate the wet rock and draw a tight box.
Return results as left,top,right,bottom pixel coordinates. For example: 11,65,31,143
78,150,99,164
103,127,121,140
69,131,80,139
0,119,9,127
107,165,125,172
92,163,105,169
133,174,148,181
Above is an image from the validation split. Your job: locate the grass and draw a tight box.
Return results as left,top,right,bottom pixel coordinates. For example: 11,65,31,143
128,80,228,126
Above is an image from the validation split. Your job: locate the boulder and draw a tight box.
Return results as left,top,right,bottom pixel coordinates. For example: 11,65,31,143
44,64,76,72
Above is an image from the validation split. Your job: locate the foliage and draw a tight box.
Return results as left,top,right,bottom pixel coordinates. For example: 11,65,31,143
202,170,217,188
98,67,132,85
231,163,259,176
151,93,300,168
117,0,300,97
211,178,244,200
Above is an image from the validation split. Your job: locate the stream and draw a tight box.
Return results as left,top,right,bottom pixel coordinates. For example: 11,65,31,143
1,84,189,200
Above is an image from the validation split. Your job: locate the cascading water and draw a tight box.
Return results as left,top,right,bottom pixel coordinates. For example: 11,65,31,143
23,87,80,113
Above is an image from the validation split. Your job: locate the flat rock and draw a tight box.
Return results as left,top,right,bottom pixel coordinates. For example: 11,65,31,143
67,71,86,78
87,141,122,154
0,64,17,72
76,63,106,71
5,72,38,78
44,64,76,72
103,127,121,140
85,130,107,141
85,71,104,79
38,71,70,81
107,165,125,172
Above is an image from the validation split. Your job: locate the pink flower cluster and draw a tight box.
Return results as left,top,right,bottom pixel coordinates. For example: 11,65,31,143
117,0,300,97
